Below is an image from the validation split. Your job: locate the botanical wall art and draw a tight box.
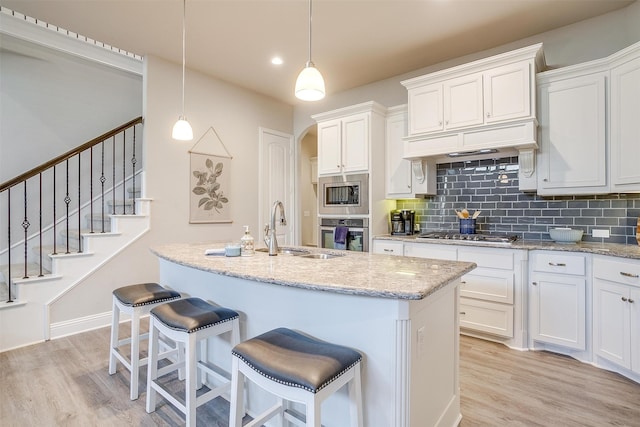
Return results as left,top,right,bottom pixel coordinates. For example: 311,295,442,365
189,127,233,223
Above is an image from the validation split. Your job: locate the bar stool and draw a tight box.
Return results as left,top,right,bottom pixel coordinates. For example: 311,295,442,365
229,327,363,427
146,297,240,427
109,282,181,400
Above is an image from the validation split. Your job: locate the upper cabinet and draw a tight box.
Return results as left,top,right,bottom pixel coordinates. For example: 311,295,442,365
536,41,640,195
313,102,386,176
610,50,640,192
401,44,545,159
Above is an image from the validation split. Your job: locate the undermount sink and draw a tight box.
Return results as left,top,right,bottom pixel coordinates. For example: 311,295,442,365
255,247,311,256
299,253,345,260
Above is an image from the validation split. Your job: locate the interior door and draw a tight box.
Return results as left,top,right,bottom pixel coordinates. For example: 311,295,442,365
259,127,294,246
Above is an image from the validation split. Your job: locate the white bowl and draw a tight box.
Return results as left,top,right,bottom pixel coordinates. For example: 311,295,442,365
549,228,583,243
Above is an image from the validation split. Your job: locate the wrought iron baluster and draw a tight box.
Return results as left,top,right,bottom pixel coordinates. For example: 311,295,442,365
122,129,126,215
22,181,30,279
7,187,13,303
100,141,106,233
52,166,57,255
65,159,71,254
39,173,43,277
77,154,82,253
132,126,137,215
90,146,94,234
112,135,115,215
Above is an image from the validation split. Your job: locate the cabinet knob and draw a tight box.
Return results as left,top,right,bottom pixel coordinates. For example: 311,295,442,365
439,121,443,126
486,112,491,118
629,299,635,303
622,297,628,302
620,271,640,278
407,185,411,189
543,178,548,182
532,282,538,286
337,164,340,168
445,120,449,125
548,262,566,267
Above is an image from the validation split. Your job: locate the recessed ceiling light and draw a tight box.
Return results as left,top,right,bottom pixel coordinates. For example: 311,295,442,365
271,57,283,65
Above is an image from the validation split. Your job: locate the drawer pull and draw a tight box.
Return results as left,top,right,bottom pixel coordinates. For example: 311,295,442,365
532,282,538,286
460,312,466,315
620,271,639,278
548,262,566,267
622,297,628,302
383,248,394,252
460,281,467,284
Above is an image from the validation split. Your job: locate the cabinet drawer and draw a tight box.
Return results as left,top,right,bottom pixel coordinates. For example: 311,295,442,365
372,240,404,256
594,256,640,287
404,243,457,260
532,252,586,276
460,298,514,338
458,247,514,269
461,267,514,304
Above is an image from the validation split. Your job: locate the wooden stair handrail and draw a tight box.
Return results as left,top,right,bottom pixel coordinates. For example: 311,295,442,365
0,116,143,192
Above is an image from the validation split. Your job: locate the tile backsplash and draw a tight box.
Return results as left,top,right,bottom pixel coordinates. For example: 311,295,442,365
396,156,640,244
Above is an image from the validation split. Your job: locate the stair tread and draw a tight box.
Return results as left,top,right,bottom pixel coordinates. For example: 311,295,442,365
0,263,51,279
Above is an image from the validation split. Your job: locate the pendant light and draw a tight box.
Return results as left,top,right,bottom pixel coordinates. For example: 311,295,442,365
295,0,325,101
172,0,193,140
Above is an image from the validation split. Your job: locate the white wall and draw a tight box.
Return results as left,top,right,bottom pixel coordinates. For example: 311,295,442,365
50,55,293,322
292,1,640,140
0,35,143,182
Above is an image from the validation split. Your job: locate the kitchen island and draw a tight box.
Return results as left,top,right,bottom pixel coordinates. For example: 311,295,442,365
151,243,476,427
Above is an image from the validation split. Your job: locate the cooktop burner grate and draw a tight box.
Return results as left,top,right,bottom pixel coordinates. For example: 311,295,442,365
416,231,518,244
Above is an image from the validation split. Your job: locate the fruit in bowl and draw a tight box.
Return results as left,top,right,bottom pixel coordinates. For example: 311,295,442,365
549,228,583,243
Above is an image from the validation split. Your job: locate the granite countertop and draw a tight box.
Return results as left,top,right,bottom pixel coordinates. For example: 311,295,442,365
151,243,477,301
375,235,640,260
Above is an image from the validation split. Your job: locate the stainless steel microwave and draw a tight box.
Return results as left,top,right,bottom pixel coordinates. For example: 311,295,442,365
318,173,369,215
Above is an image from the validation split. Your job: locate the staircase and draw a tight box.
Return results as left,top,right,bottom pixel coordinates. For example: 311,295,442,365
0,118,147,352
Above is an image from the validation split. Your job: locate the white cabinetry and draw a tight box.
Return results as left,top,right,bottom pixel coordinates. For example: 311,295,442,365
593,256,640,377
401,44,544,159
313,102,386,176
529,251,587,351
610,47,640,192
385,105,436,199
536,71,607,195
372,239,404,256
403,242,527,348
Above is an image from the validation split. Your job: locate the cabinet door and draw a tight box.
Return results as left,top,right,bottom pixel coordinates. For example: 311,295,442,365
385,109,412,197
342,113,369,173
530,272,586,350
537,73,607,195
593,279,631,369
484,61,531,123
444,73,483,130
407,83,443,135
317,119,342,175
610,55,640,191
631,287,640,374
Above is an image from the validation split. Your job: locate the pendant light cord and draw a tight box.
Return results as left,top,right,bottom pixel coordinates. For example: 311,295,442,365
180,0,186,116
308,0,313,65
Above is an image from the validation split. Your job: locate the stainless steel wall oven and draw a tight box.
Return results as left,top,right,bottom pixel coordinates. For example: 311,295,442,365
318,217,369,252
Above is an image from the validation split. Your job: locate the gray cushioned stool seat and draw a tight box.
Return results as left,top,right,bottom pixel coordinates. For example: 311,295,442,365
113,282,180,307
232,327,362,393
150,297,239,333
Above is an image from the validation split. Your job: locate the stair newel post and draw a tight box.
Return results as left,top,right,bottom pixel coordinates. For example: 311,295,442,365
7,187,13,303
132,126,137,215
39,173,43,277
52,165,57,255
65,159,70,254
90,146,94,234
100,141,106,233
77,152,82,253
122,129,126,215
22,181,29,279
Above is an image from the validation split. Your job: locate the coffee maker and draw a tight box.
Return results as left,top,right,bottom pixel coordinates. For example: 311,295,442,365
390,209,415,235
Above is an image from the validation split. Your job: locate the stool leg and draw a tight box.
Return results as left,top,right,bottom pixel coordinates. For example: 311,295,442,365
349,364,363,427
108,297,119,375
306,399,321,427
145,317,159,414
229,357,245,427
196,339,206,390
186,333,198,427
129,307,141,400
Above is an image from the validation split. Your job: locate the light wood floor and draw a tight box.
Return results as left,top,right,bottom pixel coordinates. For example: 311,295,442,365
1,324,639,426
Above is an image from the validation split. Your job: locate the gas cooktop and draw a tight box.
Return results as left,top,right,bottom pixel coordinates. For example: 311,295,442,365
416,231,518,244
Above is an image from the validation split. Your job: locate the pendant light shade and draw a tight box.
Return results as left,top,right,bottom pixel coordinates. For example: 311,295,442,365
295,0,325,101
173,0,193,140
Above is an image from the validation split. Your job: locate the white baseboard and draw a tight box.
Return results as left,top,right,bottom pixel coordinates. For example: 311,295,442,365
49,310,137,340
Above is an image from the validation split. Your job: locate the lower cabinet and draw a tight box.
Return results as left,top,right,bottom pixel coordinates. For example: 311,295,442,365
593,256,640,376
529,251,587,350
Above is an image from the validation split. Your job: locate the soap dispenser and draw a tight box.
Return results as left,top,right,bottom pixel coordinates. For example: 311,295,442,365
240,225,255,256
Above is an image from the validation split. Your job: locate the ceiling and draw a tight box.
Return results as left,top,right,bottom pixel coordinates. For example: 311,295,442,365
3,0,636,105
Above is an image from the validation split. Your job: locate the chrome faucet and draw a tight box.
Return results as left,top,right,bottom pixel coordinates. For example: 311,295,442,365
264,200,287,256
